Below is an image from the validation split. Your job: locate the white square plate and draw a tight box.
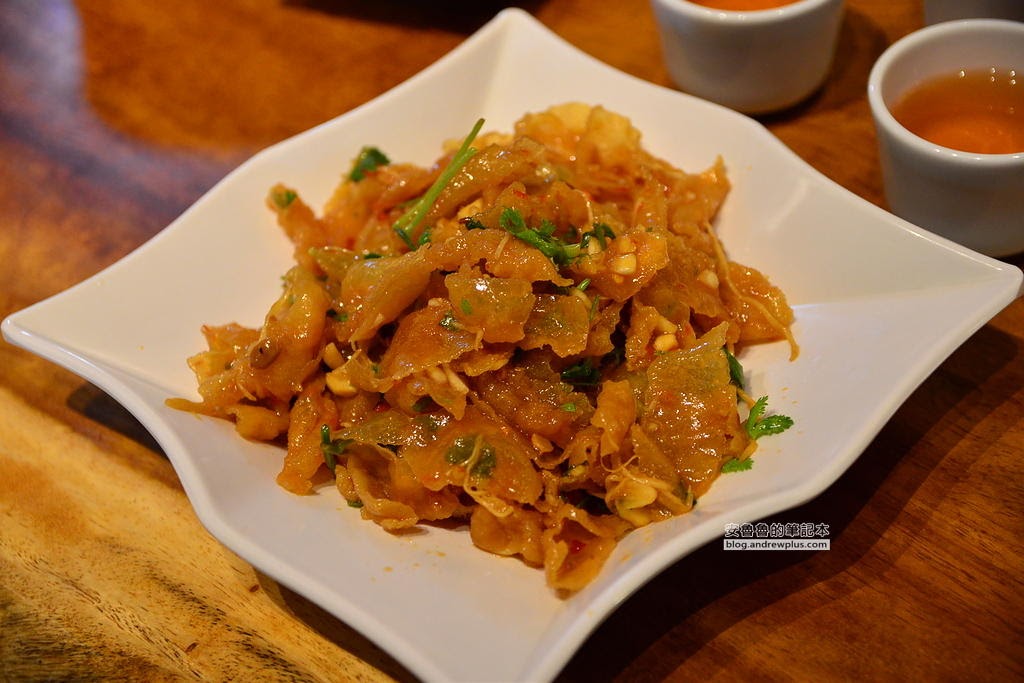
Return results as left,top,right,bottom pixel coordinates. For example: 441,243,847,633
4,8,1021,683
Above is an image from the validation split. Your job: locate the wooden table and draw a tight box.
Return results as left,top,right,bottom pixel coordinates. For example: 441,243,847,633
2,1,1022,681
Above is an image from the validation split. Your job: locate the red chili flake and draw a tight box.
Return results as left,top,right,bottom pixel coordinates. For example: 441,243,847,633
569,539,586,554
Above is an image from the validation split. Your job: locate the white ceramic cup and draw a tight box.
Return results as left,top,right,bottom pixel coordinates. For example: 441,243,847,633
649,0,845,114
867,19,1024,257
924,0,1024,25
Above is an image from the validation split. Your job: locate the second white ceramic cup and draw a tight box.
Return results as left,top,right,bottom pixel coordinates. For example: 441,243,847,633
867,19,1024,257
649,0,845,114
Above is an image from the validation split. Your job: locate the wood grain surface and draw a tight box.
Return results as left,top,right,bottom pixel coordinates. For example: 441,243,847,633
2,1,1022,681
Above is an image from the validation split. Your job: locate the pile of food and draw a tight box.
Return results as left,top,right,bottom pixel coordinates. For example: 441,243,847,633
169,103,796,593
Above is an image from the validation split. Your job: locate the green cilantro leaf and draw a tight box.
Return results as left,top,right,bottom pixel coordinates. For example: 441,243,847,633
498,207,582,266
470,444,497,478
744,396,794,440
589,293,601,321
445,436,476,464
581,222,616,250
271,188,297,209
560,358,601,387
725,348,745,389
349,146,391,181
410,396,433,413
721,457,754,473
319,424,352,471
439,311,460,330
567,490,611,515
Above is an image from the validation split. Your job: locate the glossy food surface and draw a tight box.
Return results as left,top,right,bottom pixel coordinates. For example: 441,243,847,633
1,2,1023,683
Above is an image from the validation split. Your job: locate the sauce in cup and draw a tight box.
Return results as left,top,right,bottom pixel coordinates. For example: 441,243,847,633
890,67,1024,154
688,0,800,8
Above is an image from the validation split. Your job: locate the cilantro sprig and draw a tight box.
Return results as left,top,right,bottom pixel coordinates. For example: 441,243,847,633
723,348,792,439
495,209,625,270
719,351,793,475
744,396,794,440
393,118,485,250
498,207,582,266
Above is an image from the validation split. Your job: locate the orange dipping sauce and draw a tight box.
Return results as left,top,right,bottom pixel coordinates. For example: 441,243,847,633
688,0,801,9
890,67,1024,154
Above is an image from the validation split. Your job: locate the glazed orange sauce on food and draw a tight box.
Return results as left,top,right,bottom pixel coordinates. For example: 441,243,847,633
688,0,801,10
890,68,1024,154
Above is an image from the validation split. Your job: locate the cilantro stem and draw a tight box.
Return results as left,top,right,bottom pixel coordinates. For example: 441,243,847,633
393,118,485,249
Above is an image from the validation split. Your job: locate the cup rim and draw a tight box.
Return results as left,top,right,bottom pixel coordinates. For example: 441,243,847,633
651,0,838,25
867,18,1024,165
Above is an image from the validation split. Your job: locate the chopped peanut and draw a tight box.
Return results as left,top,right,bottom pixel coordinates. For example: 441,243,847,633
655,316,678,334
443,364,469,393
609,253,637,275
653,333,679,352
326,366,358,397
323,342,345,369
456,198,483,219
697,268,720,289
531,433,554,453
